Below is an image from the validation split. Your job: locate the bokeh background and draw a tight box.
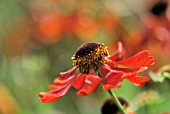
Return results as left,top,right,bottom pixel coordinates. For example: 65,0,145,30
1,0,170,114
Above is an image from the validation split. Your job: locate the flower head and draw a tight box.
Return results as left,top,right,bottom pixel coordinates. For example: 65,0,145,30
39,42,155,103
150,0,168,17
72,42,109,74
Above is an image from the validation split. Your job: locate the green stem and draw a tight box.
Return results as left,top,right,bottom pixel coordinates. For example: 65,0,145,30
94,65,126,114
107,90,126,114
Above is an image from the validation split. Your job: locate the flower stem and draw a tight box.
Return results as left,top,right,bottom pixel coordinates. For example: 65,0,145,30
107,90,126,114
93,65,126,114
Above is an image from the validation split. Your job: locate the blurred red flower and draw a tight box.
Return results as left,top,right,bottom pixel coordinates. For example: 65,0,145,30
70,12,98,40
97,11,118,31
35,12,65,44
39,42,154,103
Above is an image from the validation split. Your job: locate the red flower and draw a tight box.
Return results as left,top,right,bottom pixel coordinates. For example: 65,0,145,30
39,42,154,103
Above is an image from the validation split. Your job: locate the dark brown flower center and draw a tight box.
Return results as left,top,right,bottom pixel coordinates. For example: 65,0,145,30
72,42,109,74
101,98,129,114
75,42,100,58
150,1,167,17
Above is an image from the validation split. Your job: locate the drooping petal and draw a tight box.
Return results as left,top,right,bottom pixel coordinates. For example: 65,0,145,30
76,75,102,96
53,74,77,85
126,76,150,87
73,74,86,90
39,72,79,103
107,41,124,61
98,65,112,78
89,68,97,75
48,84,58,90
111,67,148,77
103,70,125,90
59,66,77,78
39,92,62,103
117,50,155,67
104,59,116,68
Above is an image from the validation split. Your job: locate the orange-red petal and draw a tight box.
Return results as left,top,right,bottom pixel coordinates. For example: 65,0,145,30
117,50,154,67
126,76,150,87
59,66,77,79
39,72,79,103
98,65,111,78
73,74,86,90
39,92,62,103
53,73,77,86
107,41,124,61
111,67,148,77
103,70,125,90
76,75,102,96
48,84,58,90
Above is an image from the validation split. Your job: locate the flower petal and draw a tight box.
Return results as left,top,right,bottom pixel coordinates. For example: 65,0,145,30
98,65,112,78
103,70,125,90
107,41,124,61
39,92,62,103
117,50,155,67
126,76,150,87
48,84,58,90
53,76,74,85
76,75,102,96
39,72,79,103
111,67,148,77
73,74,86,90
59,66,77,78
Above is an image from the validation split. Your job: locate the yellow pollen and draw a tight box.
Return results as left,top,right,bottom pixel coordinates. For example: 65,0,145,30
72,43,109,74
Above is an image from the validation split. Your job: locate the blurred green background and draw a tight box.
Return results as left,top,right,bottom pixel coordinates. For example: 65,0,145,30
0,0,170,114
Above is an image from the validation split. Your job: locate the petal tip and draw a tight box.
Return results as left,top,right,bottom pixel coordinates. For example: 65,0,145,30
76,91,87,96
38,92,61,103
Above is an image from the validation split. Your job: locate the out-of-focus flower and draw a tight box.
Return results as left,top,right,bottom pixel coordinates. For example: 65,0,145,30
140,0,170,57
39,42,154,103
160,112,170,114
121,0,170,69
97,11,118,31
29,0,119,44
3,15,31,57
134,90,159,108
34,12,64,44
101,97,134,114
142,0,168,31
34,11,98,43
0,84,19,114
149,64,170,82
150,0,168,17
70,12,98,40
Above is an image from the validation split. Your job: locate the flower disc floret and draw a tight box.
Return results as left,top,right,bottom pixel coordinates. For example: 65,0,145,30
72,42,109,74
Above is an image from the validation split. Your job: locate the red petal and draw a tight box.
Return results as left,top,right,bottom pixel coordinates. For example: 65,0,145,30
48,84,58,90
39,92,61,103
126,76,150,87
76,75,102,96
73,74,86,90
111,67,148,77
104,83,122,90
117,50,155,67
105,59,116,67
103,70,125,90
39,72,79,103
59,66,77,78
89,68,97,75
53,73,77,85
107,41,124,61
98,65,111,78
